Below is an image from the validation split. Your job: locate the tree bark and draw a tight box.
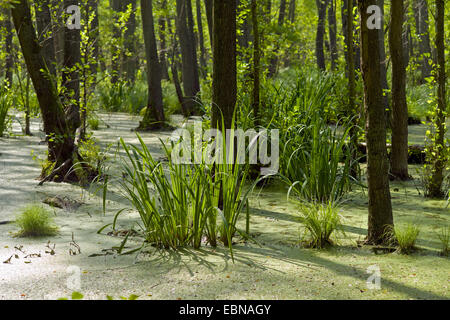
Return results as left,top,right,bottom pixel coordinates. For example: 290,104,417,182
196,0,207,78
315,0,327,71
288,0,296,23
204,0,213,44
268,0,287,77
2,7,13,87
389,0,410,180
122,0,137,84
34,0,56,77
328,0,338,70
62,0,81,135
176,0,201,116
139,0,166,130
345,0,358,179
413,0,432,83
377,0,389,121
426,0,447,198
211,0,237,130
251,0,260,126
358,0,394,245
11,0,94,183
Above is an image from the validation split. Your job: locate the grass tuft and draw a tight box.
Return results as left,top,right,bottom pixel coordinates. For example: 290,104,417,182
15,204,59,237
437,226,450,256
298,201,343,249
388,224,420,254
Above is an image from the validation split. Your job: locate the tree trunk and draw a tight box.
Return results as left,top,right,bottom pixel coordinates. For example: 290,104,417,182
139,0,166,130
328,0,338,70
158,0,170,81
204,0,213,44
63,0,81,135
87,0,99,79
315,0,327,71
389,0,410,180
251,0,260,127
413,0,432,83
168,18,186,111
196,0,207,78
288,0,296,22
2,7,13,87
34,0,56,77
377,0,390,122
268,0,287,77
358,0,394,245
122,0,137,84
345,0,358,179
211,0,237,130
11,0,94,183
426,0,447,198
110,0,121,83
176,0,201,116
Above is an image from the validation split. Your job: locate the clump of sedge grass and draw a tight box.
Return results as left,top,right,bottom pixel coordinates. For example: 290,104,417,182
15,204,59,237
437,226,450,256
387,224,420,254
298,201,343,249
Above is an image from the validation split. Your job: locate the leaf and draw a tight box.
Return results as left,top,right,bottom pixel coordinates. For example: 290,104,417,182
71,291,84,300
127,294,139,300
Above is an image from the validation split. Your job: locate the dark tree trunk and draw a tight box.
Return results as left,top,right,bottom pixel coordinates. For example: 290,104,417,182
2,7,13,87
358,0,394,245
196,0,207,78
122,0,137,84
139,0,166,130
288,0,296,22
268,0,287,77
426,0,447,198
211,0,237,131
168,18,186,111
413,0,432,83
389,0,410,180
87,0,99,79
110,0,121,83
204,0,213,44
63,0,81,135
251,0,260,126
158,0,170,81
345,0,358,179
34,0,56,77
328,0,338,70
315,0,327,71
11,0,94,183
377,0,389,118
176,0,201,116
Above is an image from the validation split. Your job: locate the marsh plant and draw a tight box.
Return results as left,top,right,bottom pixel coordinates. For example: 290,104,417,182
387,224,421,254
105,127,261,259
0,87,12,136
437,226,450,256
263,73,357,202
297,201,344,249
15,204,59,237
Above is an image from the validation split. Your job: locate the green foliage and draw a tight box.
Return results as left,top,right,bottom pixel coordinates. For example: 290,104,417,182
0,86,12,136
261,71,356,202
15,204,59,237
59,292,139,300
437,226,450,256
388,224,421,255
103,125,257,260
88,117,100,130
297,201,343,249
96,78,147,114
78,135,108,173
406,84,433,121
